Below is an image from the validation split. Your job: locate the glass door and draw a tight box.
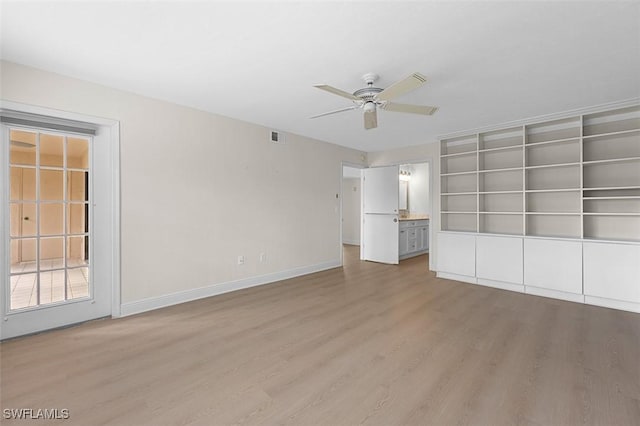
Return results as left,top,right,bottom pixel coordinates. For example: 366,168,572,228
8,128,91,311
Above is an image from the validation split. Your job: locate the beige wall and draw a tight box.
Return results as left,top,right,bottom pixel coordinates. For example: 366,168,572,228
1,61,366,304
341,177,361,245
368,143,440,268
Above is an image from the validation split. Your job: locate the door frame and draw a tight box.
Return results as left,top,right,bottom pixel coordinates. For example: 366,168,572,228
340,161,366,266
0,100,121,338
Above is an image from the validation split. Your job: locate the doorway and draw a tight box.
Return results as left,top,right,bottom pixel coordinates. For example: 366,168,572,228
341,164,364,265
360,161,432,266
1,105,119,339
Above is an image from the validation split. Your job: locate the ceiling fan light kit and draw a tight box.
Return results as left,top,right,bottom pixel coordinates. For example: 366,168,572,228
312,72,438,130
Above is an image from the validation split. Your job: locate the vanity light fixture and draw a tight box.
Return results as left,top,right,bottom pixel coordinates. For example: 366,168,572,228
399,170,411,181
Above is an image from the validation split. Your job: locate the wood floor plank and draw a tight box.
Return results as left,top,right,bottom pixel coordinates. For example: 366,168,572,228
1,246,639,425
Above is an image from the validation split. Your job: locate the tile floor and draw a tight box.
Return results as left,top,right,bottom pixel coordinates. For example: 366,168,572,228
10,259,89,310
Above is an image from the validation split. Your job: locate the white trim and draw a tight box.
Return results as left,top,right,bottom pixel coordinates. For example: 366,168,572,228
120,259,341,317
110,122,121,317
438,98,640,141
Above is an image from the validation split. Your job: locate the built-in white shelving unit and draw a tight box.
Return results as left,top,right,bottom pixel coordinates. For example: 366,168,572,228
438,103,640,313
440,105,640,241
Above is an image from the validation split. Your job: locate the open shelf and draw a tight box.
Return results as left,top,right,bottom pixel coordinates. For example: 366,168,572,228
480,192,523,213
441,193,477,213
583,160,640,189
479,127,523,151
441,174,477,194
584,215,640,241
526,164,580,191
441,151,477,174
583,130,640,162
441,150,478,159
479,213,523,235
441,134,477,156
526,214,581,239
525,138,580,167
584,198,640,214
527,191,581,213
526,116,581,144
583,106,640,137
479,169,522,192
441,212,477,233
479,147,523,171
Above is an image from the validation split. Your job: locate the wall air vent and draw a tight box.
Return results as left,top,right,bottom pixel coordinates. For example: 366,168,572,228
270,130,285,144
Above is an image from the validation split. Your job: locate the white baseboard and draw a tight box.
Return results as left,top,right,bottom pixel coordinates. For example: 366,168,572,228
584,296,640,314
477,278,524,293
436,271,477,285
525,286,584,304
120,259,342,317
342,239,360,246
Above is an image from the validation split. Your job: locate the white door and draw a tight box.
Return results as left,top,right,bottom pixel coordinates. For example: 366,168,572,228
362,166,399,264
1,124,113,339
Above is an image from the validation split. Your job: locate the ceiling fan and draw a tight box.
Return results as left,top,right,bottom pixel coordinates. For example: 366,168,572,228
311,72,438,130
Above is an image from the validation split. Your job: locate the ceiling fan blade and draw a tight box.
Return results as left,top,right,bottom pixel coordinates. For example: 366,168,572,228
383,102,438,115
375,72,427,102
364,108,378,130
310,106,359,119
314,84,360,101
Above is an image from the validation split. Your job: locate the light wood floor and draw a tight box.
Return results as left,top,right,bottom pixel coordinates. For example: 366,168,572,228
1,245,639,425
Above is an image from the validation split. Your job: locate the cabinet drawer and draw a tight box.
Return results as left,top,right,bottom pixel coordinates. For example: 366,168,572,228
408,228,417,238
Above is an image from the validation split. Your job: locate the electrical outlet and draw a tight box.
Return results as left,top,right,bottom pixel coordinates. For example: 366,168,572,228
237,255,245,265
259,253,266,263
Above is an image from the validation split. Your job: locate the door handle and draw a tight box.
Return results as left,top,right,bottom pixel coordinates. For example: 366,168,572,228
393,218,398,222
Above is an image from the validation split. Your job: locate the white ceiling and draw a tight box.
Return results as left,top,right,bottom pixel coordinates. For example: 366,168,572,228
2,1,639,152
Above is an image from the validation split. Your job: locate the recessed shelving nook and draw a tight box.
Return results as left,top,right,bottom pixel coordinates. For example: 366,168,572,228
438,103,640,314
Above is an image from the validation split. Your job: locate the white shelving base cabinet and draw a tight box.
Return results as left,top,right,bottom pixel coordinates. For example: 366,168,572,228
437,103,640,313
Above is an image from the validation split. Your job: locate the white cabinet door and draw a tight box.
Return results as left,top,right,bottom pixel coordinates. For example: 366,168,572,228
399,228,409,255
437,232,476,277
476,235,523,284
524,238,582,294
418,224,429,251
584,242,640,303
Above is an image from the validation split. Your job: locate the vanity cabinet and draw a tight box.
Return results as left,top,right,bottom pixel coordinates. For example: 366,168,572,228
399,219,429,259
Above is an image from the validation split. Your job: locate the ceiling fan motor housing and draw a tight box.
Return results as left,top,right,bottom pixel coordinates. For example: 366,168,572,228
353,86,383,103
